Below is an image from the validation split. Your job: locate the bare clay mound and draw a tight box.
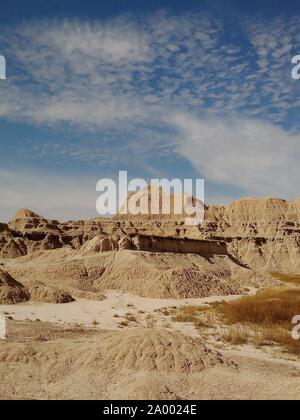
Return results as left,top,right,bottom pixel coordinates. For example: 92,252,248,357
0,269,29,304
7,248,276,299
28,282,75,304
0,327,234,399
86,328,233,373
0,328,230,374
92,251,268,298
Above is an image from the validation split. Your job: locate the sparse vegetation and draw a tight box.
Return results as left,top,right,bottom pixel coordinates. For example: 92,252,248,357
172,313,198,323
217,288,300,355
221,326,249,345
218,288,300,326
171,304,212,325
272,273,300,286
160,309,170,316
255,327,300,355
194,318,211,329
118,321,129,327
179,305,208,314
125,314,137,322
146,314,155,328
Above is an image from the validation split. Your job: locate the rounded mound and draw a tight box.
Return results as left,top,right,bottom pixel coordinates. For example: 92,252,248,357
28,283,75,304
0,269,30,304
85,328,231,373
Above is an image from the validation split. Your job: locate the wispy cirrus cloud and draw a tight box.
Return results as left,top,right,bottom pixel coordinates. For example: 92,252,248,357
0,9,300,212
1,11,299,129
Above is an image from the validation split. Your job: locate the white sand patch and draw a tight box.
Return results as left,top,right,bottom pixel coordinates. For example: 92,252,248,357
0,290,240,331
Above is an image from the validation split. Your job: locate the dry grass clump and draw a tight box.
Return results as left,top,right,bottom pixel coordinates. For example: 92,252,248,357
272,273,300,286
179,305,208,314
156,307,178,316
146,314,155,328
252,327,300,355
118,321,129,327
172,306,213,327
218,288,300,326
221,326,249,345
217,288,300,355
172,313,198,323
125,314,137,322
160,309,171,316
194,316,213,329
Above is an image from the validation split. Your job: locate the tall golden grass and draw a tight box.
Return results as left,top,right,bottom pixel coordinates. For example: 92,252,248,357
272,273,300,286
217,288,300,355
219,288,300,326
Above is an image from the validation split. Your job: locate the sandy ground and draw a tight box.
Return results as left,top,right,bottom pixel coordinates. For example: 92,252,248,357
0,291,300,400
0,291,240,334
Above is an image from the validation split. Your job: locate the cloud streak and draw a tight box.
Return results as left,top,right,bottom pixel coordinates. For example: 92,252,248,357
172,113,300,198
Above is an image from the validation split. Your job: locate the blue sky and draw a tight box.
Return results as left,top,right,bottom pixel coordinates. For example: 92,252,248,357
0,0,300,220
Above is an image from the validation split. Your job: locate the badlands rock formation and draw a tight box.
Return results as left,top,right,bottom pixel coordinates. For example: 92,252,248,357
0,195,299,301
0,269,29,304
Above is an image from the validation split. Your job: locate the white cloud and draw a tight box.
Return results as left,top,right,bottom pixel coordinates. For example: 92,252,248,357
0,12,299,131
171,113,300,198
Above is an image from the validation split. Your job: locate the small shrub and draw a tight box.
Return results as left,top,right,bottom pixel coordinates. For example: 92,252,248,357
160,309,170,316
194,318,210,329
